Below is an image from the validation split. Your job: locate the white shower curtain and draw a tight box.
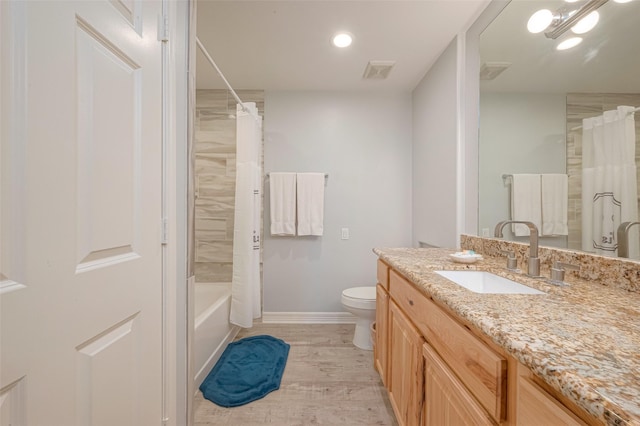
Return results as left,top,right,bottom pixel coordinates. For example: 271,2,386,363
581,106,638,257
230,102,262,328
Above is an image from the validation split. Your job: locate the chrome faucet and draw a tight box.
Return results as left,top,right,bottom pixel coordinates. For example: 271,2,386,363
494,221,540,277
617,221,640,258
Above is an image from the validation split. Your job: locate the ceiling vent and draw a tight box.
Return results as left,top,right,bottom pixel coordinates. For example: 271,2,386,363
363,61,396,79
480,62,511,80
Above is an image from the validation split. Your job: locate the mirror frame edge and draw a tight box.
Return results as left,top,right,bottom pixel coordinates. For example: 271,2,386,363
461,0,511,239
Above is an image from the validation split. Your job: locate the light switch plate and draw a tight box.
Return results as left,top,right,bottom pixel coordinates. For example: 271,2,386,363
341,228,349,240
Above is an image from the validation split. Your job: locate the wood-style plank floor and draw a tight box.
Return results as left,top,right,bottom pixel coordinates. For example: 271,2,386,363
194,323,398,426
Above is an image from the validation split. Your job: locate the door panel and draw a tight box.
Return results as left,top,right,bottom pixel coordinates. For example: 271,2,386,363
76,15,141,270
1,1,163,425
388,300,424,426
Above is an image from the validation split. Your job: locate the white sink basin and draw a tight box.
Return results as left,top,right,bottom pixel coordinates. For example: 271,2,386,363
434,270,545,295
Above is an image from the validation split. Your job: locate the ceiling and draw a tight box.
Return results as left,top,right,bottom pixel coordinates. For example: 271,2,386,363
480,0,640,94
195,0,491,92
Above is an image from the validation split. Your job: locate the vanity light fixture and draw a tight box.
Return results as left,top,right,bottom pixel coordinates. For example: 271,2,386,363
332,32,353,48
527,9,554,33
613,0,633,3
526,0,608,39
571,10,600,33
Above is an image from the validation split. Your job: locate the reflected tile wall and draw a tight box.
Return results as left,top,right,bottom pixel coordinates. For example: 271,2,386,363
194,89,264,283
566,93,640,251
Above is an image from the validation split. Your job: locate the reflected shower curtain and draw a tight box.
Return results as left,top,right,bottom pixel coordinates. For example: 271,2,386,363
230,102,262,328
582,106,638,257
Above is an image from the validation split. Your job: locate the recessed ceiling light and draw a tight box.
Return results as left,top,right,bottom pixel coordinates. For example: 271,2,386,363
556,37,583,50
571,10,599,34
332,32,353,48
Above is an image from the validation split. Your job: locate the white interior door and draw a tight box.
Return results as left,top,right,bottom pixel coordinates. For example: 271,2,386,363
1,1,164,425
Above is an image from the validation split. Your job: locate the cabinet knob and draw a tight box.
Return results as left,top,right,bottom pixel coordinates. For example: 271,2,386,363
409,300,414,306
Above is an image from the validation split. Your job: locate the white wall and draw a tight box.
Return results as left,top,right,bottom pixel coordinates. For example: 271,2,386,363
412,38,459,249
263,91,412,313
478,92,567,247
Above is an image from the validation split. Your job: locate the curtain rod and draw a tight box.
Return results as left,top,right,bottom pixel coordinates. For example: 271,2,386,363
570,106,640,132
195,37,250,115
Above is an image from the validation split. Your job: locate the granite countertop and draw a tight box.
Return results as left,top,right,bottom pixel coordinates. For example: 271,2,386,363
374,247,640,426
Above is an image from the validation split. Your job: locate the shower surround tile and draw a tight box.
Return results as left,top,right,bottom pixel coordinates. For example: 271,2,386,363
194,262,233,284
195,154,227,176
194,89,264,283
196,240,233,263
195,217,227,241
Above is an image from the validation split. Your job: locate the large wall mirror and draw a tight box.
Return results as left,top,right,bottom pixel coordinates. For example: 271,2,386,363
478,0,640,260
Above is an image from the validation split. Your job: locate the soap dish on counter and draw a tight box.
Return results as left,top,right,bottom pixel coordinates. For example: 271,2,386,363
449,252,483,264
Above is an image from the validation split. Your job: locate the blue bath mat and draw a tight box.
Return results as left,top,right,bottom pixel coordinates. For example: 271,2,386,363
199,335,290,407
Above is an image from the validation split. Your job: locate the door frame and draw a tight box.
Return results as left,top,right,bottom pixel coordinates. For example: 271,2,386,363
163,0,193,424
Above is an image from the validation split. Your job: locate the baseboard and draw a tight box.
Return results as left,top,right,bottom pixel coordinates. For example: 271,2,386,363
261,311,357,324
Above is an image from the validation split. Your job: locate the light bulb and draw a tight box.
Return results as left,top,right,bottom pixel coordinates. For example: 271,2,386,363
527,9,554,33
571,11,599,34
557,37,583,50
332,33,353,48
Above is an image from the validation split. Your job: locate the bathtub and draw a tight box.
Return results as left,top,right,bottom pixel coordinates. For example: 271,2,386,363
193,282,240,389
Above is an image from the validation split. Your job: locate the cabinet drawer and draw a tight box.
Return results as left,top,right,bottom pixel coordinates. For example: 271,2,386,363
389,270,507,423
377,259,390,290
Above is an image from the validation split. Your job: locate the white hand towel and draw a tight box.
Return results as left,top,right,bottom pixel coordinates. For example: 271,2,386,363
269,172,297,236
511,174,542,236
296,173,325,236
541,174,568,236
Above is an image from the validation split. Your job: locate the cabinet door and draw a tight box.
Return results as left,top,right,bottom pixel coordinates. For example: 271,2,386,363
517,376,587,426
389,300,424,426
374,284,389,386
423,343,495,426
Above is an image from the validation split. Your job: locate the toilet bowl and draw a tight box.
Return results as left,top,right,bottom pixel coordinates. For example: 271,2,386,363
341,286,376,350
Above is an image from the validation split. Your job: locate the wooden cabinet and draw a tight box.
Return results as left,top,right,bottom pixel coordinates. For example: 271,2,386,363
375,259,597,426
423,343,495,426
389,270,506,423
517,366,588,426
388,300,424,426
374,283,389,386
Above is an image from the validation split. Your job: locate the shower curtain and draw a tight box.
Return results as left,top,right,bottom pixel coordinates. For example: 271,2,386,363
581,105,638,257
230,102,262,328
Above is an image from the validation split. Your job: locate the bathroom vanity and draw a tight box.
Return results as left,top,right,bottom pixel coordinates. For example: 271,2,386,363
373,244,640,426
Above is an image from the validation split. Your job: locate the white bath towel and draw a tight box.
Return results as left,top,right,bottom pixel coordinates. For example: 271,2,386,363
541,174,568,236
269,172,297,236
511,174,542,236
296,173,325,236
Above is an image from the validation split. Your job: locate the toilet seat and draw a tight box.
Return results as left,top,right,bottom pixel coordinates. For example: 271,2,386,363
341,286,376,310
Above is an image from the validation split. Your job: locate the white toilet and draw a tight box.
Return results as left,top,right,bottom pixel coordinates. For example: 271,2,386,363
341,286,377,350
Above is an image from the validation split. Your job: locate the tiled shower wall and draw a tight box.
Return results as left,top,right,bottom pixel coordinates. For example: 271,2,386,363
194,89,264,283
566,93,640,250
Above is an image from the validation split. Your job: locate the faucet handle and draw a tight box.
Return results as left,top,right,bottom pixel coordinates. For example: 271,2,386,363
500,250,518,270
550,261,580,283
